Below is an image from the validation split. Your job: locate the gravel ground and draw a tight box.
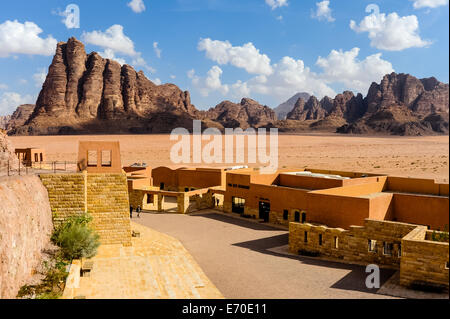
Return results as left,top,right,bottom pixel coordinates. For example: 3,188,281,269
135,211,396,299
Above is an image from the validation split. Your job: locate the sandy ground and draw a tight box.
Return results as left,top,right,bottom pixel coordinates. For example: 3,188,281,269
9,133,449,182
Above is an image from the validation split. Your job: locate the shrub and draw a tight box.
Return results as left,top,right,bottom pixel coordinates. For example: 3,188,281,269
431,225,449,243
52,213,100,260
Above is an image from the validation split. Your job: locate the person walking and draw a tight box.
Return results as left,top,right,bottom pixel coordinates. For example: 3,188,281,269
130,205,133,219
137,205,142,218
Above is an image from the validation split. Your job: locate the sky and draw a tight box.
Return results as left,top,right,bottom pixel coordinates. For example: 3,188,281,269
0,0,449,115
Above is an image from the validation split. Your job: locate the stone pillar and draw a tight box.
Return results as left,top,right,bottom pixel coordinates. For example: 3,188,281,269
158,195,164,212
177,193,190,214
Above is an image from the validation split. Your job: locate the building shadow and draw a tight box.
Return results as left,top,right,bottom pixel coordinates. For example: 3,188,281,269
233,234,396,294
189,212,285,232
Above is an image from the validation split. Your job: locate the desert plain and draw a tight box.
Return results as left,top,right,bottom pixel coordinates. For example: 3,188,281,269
9,133,449,182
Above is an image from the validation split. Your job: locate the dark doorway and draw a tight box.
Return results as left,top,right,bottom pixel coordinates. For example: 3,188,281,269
160,182,165,190
294,211,300,222
259,201,270,223
301,212,307,223
232,197,245,214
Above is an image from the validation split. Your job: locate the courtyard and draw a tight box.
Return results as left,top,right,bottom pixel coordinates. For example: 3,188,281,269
135,210,398,299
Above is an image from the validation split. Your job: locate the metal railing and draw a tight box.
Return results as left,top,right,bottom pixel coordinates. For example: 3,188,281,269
1,160,78,176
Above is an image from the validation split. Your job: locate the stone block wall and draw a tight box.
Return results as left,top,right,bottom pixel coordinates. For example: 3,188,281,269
400,228,449,289
39,173,86,225
39,173,132,246
289,219,449,289
86,174,132,246
289,219,418,267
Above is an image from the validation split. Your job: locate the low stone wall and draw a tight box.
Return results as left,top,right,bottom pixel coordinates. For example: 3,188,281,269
289,219,419,266
0,175,53,299
400,228,449,289
289,219,449,289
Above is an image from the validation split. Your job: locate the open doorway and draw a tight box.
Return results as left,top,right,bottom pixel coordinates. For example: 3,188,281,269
259,201,270,223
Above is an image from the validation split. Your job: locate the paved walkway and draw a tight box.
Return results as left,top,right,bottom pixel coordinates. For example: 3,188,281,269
135,210,398,299
63,222,223,299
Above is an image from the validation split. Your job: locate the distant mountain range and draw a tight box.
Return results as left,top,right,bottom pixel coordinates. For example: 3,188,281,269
4,37,449,136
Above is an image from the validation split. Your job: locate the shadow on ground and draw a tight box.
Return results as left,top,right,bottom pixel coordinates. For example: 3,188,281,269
232,228,395,294
189,212,284,232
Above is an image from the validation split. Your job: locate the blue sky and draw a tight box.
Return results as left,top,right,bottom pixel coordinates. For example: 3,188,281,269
0,0,448,115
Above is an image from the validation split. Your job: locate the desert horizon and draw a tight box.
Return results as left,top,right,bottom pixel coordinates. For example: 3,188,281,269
10,133,449,182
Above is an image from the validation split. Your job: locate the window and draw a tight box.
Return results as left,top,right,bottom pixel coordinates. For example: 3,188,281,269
40,153,43,162
301,212,307,224
283,210,288,220
383,242,393,256
304,231,308,243
398,244,402,257
34,153,39,162
87,150,97,167
334,236,339,249
185,188,189,192
146,194,154,204
294,211,300,222
368,240,377,252
228,183,232,187
101,150,112,167
445,262,449,270
319,234,323,246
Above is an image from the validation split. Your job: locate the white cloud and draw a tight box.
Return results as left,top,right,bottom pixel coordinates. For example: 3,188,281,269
0,92,35,116
350,7,431,51
0,20,57,58
82,25,154,72
128,0,146,13
411,0,448,9
19,79,28,85
151,78,162,85
33,68,47,87
170,75,176,79
188,66,230,97
265,0,288,10
198,38,273,76
153,42,162,58
316,48,394,94
276,15,283,21
0,84,8,90
312,1,335,22
82,25,136,56
191,39,395,102
99,49,127,65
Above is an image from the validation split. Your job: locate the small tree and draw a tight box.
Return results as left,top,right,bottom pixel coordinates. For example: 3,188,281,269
52,213,100,260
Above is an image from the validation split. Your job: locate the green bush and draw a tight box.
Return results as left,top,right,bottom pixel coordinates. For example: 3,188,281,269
51,213,100,260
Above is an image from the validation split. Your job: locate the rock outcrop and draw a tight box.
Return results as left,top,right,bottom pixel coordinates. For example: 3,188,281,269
287,96,327,121
0,115,11,130
4,104,34,131
0,130,18,172
10,37,199,135
0,175,53,298
337,73,449,135
274,92,311,120
202,98,277,129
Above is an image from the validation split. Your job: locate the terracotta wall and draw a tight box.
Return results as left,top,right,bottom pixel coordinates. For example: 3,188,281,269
368,193,395,221
278,174,344,190
393,193,449,230
387,176,443,195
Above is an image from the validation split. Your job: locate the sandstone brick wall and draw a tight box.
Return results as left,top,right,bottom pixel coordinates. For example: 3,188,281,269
39,173,132,246
289,219,449,289
400,228,449,288
289,220,419,267
39,173,86,225
86,174,132,246
0,175,53,298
